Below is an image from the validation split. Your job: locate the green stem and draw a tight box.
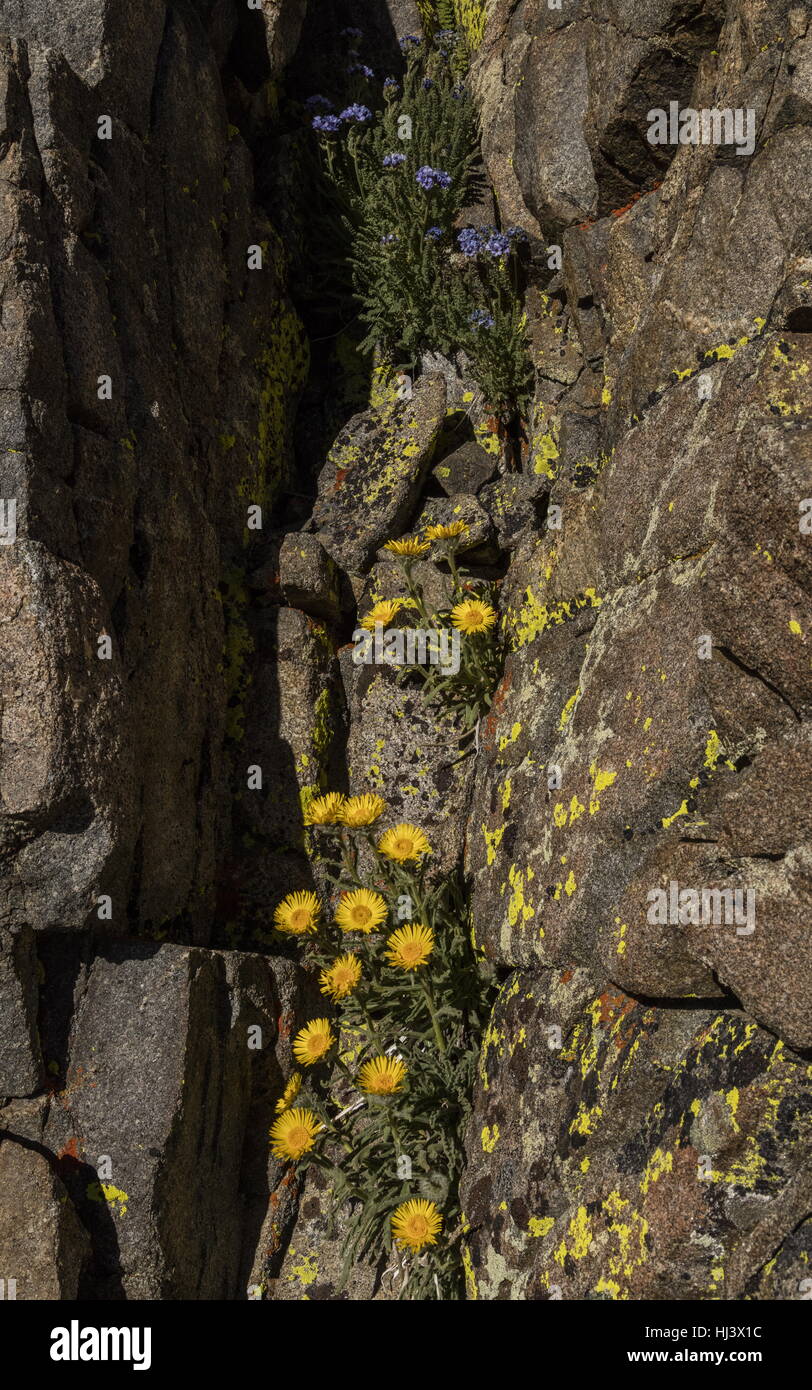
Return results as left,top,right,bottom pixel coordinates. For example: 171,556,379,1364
420,974,447,1054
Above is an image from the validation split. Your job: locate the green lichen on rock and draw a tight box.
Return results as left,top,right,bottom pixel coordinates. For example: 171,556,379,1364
238,304,310,515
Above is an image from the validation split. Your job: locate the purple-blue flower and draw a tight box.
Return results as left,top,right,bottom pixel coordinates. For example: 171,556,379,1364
416,165,452,190
312,114,342,133
425,226,443,240
457,227,484,257
383,152,406,168
470,309,495,329
452,85,466,100
339,104,372,124
507,225,528,241
422,77,434,90
381,233,399,245
306,95,334,110
383,76,399,93
399,35,421,49
485,231,511,258
348,63,374,78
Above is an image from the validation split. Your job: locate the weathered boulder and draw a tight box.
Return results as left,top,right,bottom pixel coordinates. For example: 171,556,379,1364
312,374,447,573
461,966,812,1301
38,938,305,1299
0,1127,90,1300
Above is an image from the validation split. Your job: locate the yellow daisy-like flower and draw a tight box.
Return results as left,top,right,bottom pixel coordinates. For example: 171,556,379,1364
384,537,431,557
377,823,432,863
305,792,346,825
340,793,386,827
335,888,388,934
359,598,405,631
269,1107,322,1161
424,521,470,541
384,923,434,971
320,954,362,1001
391,1198,443,1252
274,890,321,936
275,1072,302,1114
292,1019,336,1067
358,1055,408,1095
450,598,498,634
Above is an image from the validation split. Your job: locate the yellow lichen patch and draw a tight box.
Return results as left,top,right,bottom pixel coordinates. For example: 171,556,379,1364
661,799,690,829
507,864,535,927
554,1205,593,1265
559,689,581,730
499,721,522,751
87,1182,129,1216
481,1124,500,1152
640,1147,673,1194
287,1250,319,1288
564,869,577,897
595,1276,622,1298
461,1244,479,1298
789,619,803,638
482,823,506,866
507,589,602,651
528,1216,555,1238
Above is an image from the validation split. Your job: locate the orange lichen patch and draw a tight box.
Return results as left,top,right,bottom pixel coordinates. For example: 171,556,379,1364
490,668,514,714
610,182,662,219
277,1009,296,1040
595,991,633,1027
560,969,573,984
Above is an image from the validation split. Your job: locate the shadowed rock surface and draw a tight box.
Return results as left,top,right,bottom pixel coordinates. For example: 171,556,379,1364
0,0,810,1301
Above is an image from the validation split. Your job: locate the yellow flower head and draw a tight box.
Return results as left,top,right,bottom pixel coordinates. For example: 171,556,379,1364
451,599,498,634
320,954,362,1001
269,1107,322,1161
360,598,405,631
305,792,346,825
335,888,388,934
340,793,386,827
358,1055,408,1095
424,521,470,541
377,823,432,863
275,1072,302,1114
292,1019,336,1067
391,1198,443,1252
384,923,434,971
384,537,431,557
274,890,321,936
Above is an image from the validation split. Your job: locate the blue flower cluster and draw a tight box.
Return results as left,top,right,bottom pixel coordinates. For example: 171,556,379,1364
347,62,374,78
456,225,526,257
399,35,421,50
416,165,452,190
425,226,443,240
470,309,495,329
312,115,342,133
383,152,406,168
339,104,372,124
422,77,433,90
381,233,399,246
383,76,399,93
306,95,333,110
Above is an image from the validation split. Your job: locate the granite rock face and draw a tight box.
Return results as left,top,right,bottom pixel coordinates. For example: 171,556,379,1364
1,0,811,1303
